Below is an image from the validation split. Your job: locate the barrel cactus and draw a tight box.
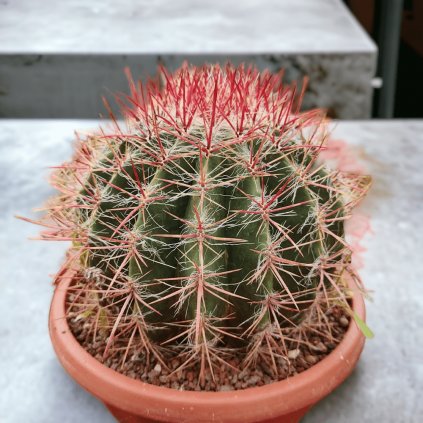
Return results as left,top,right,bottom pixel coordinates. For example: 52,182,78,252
34,64,370,385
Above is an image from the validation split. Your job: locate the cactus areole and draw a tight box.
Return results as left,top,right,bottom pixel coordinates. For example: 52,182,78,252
33,64,370,420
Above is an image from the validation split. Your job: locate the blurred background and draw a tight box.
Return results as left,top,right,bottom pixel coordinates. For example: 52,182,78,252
0,0,421,120
346,0,423,118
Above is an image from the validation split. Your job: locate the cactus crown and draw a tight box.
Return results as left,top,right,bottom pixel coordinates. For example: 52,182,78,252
36,64,369,382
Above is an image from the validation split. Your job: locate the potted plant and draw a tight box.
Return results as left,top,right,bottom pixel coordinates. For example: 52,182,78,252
26,64,371,422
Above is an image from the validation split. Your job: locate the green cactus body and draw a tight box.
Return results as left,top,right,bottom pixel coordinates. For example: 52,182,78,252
88,148,147,270
82,134,327,335
127,154,193,320
39,65,369,378
226,171,273,333
178,155,229,343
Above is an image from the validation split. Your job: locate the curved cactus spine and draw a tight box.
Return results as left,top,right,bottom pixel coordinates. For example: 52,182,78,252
29,64,370,382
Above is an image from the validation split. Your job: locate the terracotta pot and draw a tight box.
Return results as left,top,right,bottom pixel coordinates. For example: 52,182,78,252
49,268,366,423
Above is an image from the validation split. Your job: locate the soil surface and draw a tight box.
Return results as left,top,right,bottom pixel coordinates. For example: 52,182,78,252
68,302,350,392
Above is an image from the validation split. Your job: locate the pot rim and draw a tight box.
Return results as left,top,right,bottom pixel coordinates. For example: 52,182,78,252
49,267,366,422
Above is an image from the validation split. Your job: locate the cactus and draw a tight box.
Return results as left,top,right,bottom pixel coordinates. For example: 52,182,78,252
32,64,370,383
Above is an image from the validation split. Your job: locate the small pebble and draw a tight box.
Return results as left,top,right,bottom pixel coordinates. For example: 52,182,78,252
247,375,260,386
297,357,308,368
339,316,349,327
305,355,318,365
312,342,328,353
170,359,180,370
288,349,300,359
261,363,275,377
